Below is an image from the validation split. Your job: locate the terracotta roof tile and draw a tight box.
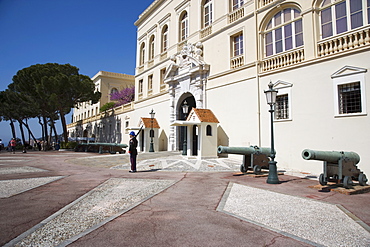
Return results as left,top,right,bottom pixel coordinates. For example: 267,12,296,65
188,108,219,123
141,117,160,128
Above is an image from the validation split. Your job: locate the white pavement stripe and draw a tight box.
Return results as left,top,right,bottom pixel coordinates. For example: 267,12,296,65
6,178,176,247
0,166,48,175
0,176,65,198
219,183,370,247
0,160,29,162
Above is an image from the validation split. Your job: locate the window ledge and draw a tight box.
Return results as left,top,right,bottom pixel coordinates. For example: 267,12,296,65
274,118,292,122
334,113,367,118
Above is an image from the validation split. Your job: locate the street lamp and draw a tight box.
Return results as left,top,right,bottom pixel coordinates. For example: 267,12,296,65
182,100,189,156
264,81,279,184
149,109,155,152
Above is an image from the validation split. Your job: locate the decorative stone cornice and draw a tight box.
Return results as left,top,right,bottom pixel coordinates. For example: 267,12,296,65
91,71,135,81
135,0,165,26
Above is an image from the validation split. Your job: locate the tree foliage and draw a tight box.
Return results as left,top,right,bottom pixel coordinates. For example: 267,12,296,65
3,63,101,144
100,102,116,112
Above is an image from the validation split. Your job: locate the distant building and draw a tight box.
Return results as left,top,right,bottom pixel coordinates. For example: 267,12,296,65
68,71,134,143
68,0,370,177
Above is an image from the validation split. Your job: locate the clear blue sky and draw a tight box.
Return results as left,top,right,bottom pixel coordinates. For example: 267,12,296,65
0,0,154,144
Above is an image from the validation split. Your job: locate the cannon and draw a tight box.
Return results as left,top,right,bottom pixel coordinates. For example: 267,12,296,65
75,143,128,154
302,149,368,188
218,145,272,174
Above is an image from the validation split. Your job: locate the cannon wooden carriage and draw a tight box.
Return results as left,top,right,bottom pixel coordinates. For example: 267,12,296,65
302,149,368,188
218,145,271,174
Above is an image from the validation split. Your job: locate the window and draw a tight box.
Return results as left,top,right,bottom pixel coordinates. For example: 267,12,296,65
265,8,303,57
110,88,118,95
117,122,121,133
125,121,129,134
139,43,145,65
338,82,362,114
320,0,369,39
332,65,367,116
232,0,244,11
203,0,213,27
368,0,370,24
138,79,143,94
232,32,244,57
180,11,189,41
160,68,166,84
149,35,155,60
148,74,153,93
206,125,212,136
273,80,293,121
161,25,168,52
275,94,289,120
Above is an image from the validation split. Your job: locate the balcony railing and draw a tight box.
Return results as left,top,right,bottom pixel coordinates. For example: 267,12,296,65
67,102,135,129
148,59,154,68
259,0,277,8
178,41,186,52
200,26,212,39
138,65,144,73
138,92,143,100
261,47,305,72
160,83,167,92
230,54,244,69
160,51,167,61
318,26,370,57
229,7,245,24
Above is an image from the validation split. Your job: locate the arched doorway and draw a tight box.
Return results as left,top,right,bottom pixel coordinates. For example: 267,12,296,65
177,94,196,151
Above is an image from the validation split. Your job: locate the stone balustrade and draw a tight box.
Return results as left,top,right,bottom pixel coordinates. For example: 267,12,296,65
200,26,212,39
261,47,305,72
67,103,134,128
138,65,144,74
160,52,167,61
259,0,277,8
318,26,370,57
230,54,244,69
229,7,245,24
148,60,154,68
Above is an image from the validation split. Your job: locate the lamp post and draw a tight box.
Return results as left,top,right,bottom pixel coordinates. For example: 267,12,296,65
264,81,280,184
182,100,189,156
149,109,155,152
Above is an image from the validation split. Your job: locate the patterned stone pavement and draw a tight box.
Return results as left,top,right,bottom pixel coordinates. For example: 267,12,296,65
1,151,369,247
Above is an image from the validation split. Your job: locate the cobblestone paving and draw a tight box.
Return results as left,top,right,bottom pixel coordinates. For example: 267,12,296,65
0,166,47,175
7,178,175,247
220,183,370,247
111,154,242,172
0,176,65,198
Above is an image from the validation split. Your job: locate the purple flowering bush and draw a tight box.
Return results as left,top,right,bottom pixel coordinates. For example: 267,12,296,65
110,86,135,107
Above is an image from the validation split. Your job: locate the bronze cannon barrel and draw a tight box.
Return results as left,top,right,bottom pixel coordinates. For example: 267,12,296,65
218,146,272,156
302,149,360,164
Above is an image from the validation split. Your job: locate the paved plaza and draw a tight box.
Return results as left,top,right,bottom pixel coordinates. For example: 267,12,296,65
0,150,369,246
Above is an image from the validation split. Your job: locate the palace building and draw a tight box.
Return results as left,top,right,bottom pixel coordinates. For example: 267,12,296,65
68,0,370,177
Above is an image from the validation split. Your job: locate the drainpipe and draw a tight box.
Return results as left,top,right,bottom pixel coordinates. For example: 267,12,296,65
255,1,262,147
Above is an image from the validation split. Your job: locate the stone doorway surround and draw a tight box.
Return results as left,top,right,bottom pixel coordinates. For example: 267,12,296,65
163,42,210,151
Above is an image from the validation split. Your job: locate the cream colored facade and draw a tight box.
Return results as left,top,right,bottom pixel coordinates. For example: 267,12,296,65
69,0,370,177
68,71,135,143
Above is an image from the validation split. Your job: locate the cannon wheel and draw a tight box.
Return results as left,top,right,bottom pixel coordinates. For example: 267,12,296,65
253,165,261,174
240,164,247,174
319,173,327,186
343,176,353,189
358,173,368,186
